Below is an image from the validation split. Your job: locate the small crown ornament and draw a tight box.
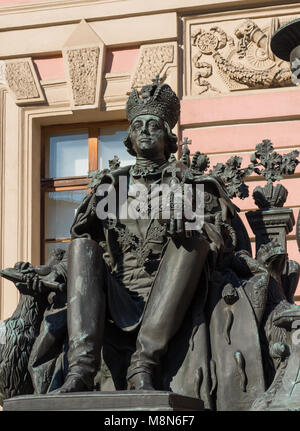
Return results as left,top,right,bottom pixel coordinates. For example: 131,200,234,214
126,76,180,129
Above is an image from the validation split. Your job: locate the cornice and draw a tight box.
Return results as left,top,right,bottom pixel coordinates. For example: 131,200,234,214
0,0,299,31
0,0,121,14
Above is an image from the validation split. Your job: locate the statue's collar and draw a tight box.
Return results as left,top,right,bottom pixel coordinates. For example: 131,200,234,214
130,156,167,178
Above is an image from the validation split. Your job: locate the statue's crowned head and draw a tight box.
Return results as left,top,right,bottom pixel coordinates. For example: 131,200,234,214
124,79,181,160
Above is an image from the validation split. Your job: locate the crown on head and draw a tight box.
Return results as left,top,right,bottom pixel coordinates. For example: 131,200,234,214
126,77,180,129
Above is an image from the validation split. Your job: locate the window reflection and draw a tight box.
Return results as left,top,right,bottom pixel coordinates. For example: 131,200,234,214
43,124,133,264
45,190,88,239
46,132,89,178
98,128,135,170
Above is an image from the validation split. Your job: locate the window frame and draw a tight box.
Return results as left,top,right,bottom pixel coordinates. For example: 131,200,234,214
41,120,128,263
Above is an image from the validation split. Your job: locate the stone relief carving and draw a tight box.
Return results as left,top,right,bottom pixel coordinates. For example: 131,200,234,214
193,61,221,95
62,19,106,110
3,58,45,105
131,43,175,88
67,47,100,106
189,16,295,96
5,61,39,100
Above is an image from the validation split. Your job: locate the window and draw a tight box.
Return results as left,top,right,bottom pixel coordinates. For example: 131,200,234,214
41,122,135,262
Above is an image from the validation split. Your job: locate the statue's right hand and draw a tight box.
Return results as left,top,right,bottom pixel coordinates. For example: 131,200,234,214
16,267,65,295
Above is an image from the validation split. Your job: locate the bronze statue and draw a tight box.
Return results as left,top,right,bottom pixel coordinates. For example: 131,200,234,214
1,76,300,411
26,81,232,397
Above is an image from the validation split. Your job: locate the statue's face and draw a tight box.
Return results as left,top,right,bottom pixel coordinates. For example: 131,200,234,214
129,114,166,159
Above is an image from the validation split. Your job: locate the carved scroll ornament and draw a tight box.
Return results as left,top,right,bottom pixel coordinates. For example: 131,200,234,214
189,17,294,96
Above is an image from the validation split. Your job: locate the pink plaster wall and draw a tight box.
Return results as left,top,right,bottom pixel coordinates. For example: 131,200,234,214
33,56,65,80
32,47,139,80
104,47,139,74
181,121,300,155
181,90,300,126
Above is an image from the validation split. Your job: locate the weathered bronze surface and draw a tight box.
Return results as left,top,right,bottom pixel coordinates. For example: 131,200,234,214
2,70,300,411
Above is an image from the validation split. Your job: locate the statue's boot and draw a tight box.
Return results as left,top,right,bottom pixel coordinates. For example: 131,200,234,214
127,234,210,390
51,238,105,393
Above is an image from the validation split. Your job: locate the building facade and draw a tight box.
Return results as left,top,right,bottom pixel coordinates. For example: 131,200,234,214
1,0,300,320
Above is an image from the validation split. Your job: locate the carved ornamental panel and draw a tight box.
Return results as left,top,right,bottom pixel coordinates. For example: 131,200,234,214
67,47,100,106
4,58,45,105
62,20,106,110
185,15,298,97
130,42,177,89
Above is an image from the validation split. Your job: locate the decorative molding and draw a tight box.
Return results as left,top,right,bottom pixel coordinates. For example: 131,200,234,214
62,19,106,110
4,58,45,105
0,1,297,27
187,15,297,96
130,42,177,89
0,88,5,318
102,94,128,110
0,3,299,58
0,61,6,86
39,79,69,107
102,72,131,110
